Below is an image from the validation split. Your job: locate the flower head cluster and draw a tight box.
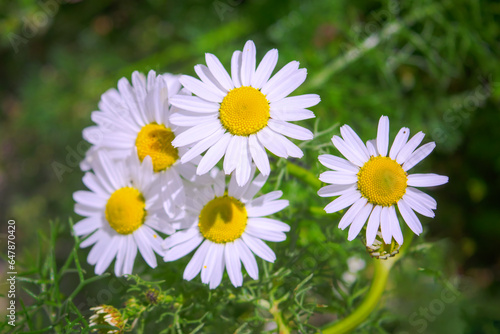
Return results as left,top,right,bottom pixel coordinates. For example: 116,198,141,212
74,41,447,293
74,40,318,289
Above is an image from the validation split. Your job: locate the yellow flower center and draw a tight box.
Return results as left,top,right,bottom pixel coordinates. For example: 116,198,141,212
219,86,270,136
135,123,179,172
357,156,408,206
198,195,247,243
105,187,146,235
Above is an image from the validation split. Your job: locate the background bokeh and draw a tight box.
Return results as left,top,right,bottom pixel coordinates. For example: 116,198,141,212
1,0,500,332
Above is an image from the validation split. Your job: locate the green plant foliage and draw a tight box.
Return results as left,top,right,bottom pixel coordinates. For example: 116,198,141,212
1,0,500,333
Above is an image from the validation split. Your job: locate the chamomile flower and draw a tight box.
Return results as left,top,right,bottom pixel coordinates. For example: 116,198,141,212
169,40,320,186
162,168,290,289
82,70,200,218
73,151,173,276
318,116,448,246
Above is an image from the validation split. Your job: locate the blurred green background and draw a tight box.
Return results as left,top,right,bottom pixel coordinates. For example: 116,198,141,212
1,0,500,332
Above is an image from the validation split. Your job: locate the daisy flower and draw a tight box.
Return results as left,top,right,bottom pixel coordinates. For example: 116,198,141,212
169,40,320,186
318,116,448,246
73,151,173,276
162,168,290,289
82,70,201,218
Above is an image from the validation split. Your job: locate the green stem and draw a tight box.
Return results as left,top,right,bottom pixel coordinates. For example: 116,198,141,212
286,162,321,189
269,301,291,334
322,258,394,334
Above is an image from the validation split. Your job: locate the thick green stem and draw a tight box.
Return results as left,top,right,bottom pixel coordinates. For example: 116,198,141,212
322,258,394,334
270,301,291,334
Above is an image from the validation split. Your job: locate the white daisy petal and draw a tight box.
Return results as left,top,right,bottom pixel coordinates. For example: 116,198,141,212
245,224,287,242
241,233,276,263
403,142,436,171
247,199,289,217
376,116,390,157
183,240,211,281
240,40,256,86
73,217,101,236
223,135,241,174
269,132,304,158
397,199,423,235
331,136,365,167
169,95,220,113
261,61,300,95
366,205,382,246
325,190,361,214
95,236,120,275
205,53,234,91
87,234,110,265
380,206,392,244
224,242,243,287
251,48,278,89
318,154,359,173
366,140,378,156
234,238,259,280
338,197,368,229
389,127,410,159
319,171,358,185
121,236,136,275
194,64,227,95
402,193,435,218
235,138,252,186
162,228,199,249
407,173,449,187
257,127,288,158
163,233,204,262
405,187,437,210
249,134,271,176
231,50,242,87
169,112,218,127
270,94,321,110
179,75,224,103
197,132,232,175
247,218,290,232
171,120,222,148
82,173,110,197
317,184,356,198
201,243,218,284
388,205,403,245
73,191,105,209
270,108,315,122
396,131,425,164
209,245,225,289
241,173,269,202
348,203,373,241
228,165,253,199
134,229,158,268
267,119,313,141
340,125,370,163
114,238,126,276
180,127,225,164
265,68,307,102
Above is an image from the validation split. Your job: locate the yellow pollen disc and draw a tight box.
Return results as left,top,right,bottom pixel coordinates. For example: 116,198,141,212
105,187,146,234
198,195,248,243
357,156,408,207
135,123,179,172
219,86,270,136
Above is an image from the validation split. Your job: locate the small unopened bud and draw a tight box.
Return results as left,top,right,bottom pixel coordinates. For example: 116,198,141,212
145,289,159,305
